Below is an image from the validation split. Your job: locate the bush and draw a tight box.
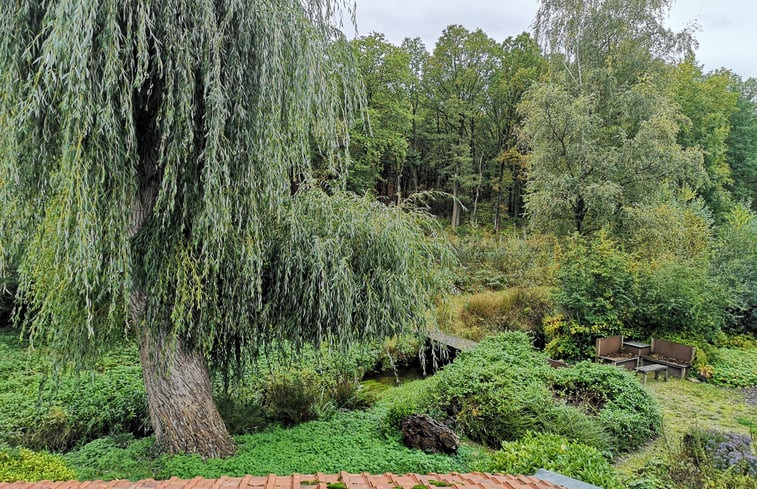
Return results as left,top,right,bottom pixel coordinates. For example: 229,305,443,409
485,432,624,489
0,448,75,482
632,260,725,341
64,435,158,481
382,333,659,454
637,429,757,489
452,232,557,292
550,362,662,452
547,232,635,359
458,287,554,342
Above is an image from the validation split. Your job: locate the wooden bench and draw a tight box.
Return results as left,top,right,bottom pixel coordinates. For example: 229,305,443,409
635,364,668,384
639,338,696,378
595,335,639,370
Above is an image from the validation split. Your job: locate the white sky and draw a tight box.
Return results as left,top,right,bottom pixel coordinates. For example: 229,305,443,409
352,0,757,79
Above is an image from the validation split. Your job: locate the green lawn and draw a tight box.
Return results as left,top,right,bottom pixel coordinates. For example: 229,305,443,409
615,377,755,475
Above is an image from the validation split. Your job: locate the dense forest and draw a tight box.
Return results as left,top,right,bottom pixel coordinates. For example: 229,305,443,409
345,14,757,234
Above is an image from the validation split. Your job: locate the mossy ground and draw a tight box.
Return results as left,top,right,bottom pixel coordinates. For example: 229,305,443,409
614,377,756,475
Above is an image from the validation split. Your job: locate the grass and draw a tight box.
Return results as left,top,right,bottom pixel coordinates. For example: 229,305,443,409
614,377,755,476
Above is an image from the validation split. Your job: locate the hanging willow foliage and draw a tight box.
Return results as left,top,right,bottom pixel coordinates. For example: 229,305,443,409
0,0,452,375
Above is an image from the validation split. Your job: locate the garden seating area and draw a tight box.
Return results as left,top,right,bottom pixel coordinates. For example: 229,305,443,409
596,336,695,379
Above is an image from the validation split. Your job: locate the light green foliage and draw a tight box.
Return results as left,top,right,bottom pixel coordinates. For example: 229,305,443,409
383,333,659,454
63,435,158,482
524,0,704,234
0,448,75,482
672,61,739,216
0,328,148,450
486,432,624,489
63,410,476,480
0,0,449,391
159,409,473,478
708,348,757,388
550,362,661,452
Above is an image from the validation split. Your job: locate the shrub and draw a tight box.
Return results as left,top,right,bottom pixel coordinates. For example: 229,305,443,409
452,231,557,292
632,260,725,341
64,435,158,481
261,369,323,425
547,232,635,359
458,287,554,343
485,432,624,489
0,448,75,482
383,333,659,454
715,205,757,335
550,361,662,452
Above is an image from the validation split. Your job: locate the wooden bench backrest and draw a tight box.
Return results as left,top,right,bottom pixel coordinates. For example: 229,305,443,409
651,338,696,364
596,335,623,357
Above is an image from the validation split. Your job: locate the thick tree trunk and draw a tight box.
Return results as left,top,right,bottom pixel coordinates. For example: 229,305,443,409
137,323,236,458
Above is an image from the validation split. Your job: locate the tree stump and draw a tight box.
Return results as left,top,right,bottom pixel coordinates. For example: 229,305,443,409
400,414,460,454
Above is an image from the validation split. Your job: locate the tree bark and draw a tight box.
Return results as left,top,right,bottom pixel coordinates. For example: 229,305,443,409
137,321,236,458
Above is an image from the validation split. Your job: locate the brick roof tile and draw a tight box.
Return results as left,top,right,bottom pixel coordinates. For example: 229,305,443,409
0,473,565,489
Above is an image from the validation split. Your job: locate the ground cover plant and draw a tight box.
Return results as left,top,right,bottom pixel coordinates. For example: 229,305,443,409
63,409,477,481
485,432,624,489
0,328,148,450
0,449,75,483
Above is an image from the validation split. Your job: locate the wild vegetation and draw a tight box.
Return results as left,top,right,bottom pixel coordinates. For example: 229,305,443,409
0,0,756,488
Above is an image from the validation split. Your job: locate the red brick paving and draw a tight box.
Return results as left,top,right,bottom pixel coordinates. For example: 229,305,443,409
0,473,565,489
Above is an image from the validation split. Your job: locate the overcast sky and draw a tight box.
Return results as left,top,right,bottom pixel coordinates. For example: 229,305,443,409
352,0,756,79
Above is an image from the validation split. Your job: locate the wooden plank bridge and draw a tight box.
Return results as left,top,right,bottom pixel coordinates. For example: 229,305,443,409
426,330,479,352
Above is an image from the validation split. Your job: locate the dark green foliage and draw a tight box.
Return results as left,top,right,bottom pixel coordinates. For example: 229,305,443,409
0,448,76,482
546,232,635,359
715,206,757,335
633,260,725,341
554,232,636,329
484,432,624,489
550,362,662,452
0,329,148,450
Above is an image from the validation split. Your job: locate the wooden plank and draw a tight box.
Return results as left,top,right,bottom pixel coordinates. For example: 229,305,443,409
426,331,478,352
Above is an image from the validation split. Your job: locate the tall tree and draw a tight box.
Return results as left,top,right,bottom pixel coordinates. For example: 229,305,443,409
726,75,757,208
522,0,703,234
672,61,738,217
0,1,449,458
348,33,412,199
423,25,497,229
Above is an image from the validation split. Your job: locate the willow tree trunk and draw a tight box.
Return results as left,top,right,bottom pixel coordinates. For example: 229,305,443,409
137,322,236,458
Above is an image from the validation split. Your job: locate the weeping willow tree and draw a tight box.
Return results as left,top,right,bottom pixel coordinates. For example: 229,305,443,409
0,0,451,458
